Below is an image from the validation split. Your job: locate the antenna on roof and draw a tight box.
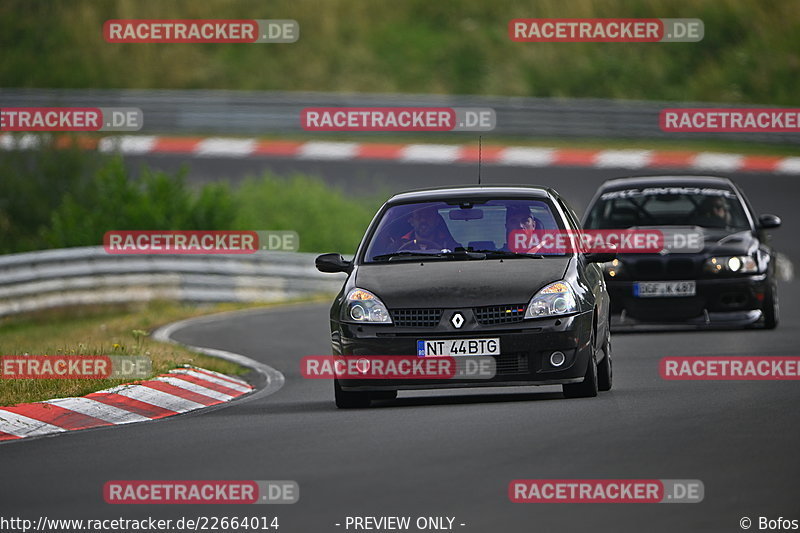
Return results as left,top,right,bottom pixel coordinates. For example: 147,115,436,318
477,136,482,185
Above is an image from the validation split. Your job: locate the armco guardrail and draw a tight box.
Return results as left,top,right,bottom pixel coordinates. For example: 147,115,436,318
0,247,346,317
1,88,798,144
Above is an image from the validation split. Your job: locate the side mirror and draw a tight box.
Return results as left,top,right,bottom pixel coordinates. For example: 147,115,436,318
315,253,352,273
758,214,781,229
585,252,617,264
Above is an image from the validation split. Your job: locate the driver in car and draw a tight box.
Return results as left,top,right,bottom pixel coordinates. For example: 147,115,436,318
508,209,537,231
398,206,460,251
698,196,733,227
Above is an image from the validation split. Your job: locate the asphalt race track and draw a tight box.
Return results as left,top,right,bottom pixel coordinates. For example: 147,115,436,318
1,157,798,532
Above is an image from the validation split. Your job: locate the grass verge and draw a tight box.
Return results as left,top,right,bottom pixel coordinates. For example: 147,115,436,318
0,297,328,406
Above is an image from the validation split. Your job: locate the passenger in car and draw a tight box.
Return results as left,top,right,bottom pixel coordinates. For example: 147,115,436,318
697,196,732,228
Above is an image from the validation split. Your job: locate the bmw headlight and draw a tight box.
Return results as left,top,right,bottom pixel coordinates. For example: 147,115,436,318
704,255,758,274
525,281,578,319
604,258,623,278
342,288,392,323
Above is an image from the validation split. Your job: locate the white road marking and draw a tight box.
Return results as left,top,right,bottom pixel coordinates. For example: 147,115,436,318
691,153,744,172
155,376,235,402
169,369,252,393
400,144,461,163
98,135,157,154
298,141,359,160
45,397,150,424
114,384,206,412
498,147,555,166
594,150,653,169
0,410,66,437
194,137,257,157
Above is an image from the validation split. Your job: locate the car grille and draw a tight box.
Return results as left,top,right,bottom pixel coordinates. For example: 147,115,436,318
390,308,443,328
474,304,527,326
494,353,529,375
668,258,695,277
630,257,697,280
634,259,663,278
626,298,704,321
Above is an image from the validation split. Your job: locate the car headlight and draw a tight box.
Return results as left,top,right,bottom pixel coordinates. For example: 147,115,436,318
525,281,578,319
704,255,758,274
342,288,392,323
604,258,623,278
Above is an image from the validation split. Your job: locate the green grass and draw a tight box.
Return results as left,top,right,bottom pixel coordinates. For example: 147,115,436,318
1,0,798,104
0,301,248,406
0,298,328,406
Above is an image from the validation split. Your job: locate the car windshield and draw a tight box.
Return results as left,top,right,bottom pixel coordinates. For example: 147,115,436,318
362,199,564,262
584,186,751,231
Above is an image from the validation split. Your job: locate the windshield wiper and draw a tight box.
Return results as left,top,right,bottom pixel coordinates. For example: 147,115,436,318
442,250,487,260
371,251,449,262
471,249,545,259
371,250,487,262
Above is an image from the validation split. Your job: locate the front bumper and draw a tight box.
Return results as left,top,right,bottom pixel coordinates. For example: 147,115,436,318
333,309,594,391
607,274,769,329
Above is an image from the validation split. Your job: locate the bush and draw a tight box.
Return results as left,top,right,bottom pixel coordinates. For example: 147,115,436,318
232,173,381,254
0,136,101,253
42,158,238,248
1,138,381,254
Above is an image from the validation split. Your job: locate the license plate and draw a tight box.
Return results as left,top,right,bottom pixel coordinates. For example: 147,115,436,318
417,338,500,357
634,281,696,298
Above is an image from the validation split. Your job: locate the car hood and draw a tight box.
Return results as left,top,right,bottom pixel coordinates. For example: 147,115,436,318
699,229,759,255
635,226,758,256
354,257,571,308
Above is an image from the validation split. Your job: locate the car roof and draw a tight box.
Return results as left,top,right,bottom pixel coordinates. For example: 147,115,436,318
386,185,556,205
598,175,737,192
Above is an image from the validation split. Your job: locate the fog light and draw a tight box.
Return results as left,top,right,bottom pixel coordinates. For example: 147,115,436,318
550,351,566,367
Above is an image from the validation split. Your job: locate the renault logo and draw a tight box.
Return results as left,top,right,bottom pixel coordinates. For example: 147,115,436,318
451,312,465,329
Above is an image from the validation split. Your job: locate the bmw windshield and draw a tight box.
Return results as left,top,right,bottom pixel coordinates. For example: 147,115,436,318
584,186,751,231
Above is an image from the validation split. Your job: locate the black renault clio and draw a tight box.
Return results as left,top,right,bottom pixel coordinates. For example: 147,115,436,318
316,186,614,408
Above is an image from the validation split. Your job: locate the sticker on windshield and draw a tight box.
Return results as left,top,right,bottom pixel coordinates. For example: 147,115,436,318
600,188,736,200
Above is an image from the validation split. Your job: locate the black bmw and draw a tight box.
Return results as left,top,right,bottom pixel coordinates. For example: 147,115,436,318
583,176,781,330
316,186,613,408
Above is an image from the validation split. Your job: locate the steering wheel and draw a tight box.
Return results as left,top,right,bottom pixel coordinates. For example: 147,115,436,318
398,238,442,251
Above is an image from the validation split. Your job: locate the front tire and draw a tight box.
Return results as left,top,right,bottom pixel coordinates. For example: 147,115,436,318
563,330,599,399
334,379,372,408
597,334,613,392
